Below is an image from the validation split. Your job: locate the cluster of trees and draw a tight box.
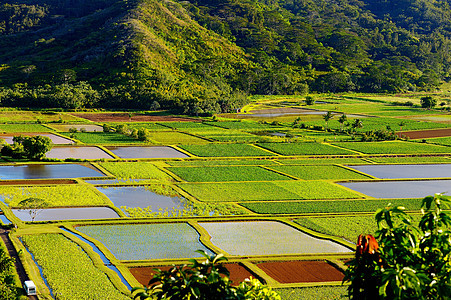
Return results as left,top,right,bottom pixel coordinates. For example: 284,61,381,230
1,135,52,159
0,0,451,112
103,123,153,142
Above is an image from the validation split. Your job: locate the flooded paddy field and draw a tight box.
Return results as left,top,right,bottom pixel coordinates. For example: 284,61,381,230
198,221,352,256
12,207,119,221
339,179,451,198
96,186,185,214
46,146,113,160
106,146,189,159
347,164,451,179
0,164,105,179
0,133,74,144
76,223,213,260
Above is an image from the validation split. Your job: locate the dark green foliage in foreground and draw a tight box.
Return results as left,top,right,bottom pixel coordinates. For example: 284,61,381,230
1,0,451,112
132,251,280,300
344,194,451,299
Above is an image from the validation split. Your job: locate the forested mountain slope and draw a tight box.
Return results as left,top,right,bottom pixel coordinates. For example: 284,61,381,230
0,0,450,113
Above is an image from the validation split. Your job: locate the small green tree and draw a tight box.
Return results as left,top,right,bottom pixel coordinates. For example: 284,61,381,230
305,96,315,105
344,193,451,299
420,96,437,109
323,111,334,131
17,197,49,222
338,114,347,132
21,135,52,160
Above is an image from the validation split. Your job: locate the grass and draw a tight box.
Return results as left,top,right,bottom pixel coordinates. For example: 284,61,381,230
0,185,108,207
0,111,80,123
146,131,208,144
275,157,369,165
205,121,286,130
241,198,423,214
294,215,377,243
257,142,356,155
179,144,277,157
21,233,129,300
334,141,451,154
426,136,451,147
166,166,293,182
158,122,217,130
276,286,347,300
266,165,372,180
0,124,52,132
178,181,360,202
166,159,279,167
61,132,139,144
98,162,174,180
125,123,171,130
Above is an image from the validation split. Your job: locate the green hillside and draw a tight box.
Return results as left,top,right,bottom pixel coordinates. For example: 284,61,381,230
1,0,451,113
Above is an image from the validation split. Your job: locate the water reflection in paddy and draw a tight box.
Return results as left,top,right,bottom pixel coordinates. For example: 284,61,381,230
0,133,74,144
198,221,352,256
96,186,185,214
0,164,105,179
107,146,189,159
46,146,113,160
339,180,451,198
12,207,119,221
76,223,213,260
347,164,451,179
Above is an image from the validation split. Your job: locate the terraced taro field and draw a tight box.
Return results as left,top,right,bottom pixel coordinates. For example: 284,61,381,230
1,97,450,299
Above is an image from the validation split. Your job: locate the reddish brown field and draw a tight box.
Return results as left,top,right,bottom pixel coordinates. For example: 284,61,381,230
397,128,451,139
130,263,256,287
70,113,199,123
0,179,77,185
256,260,344,284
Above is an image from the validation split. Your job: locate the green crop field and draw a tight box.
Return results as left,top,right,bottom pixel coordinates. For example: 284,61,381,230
166,159,278,167
167,166,293,182
276,286,347,300
21,233,129,300
61,132,139,144
159,122,217,130
266,165,372,180
334,141,451,154
178,181,360,202
0,124,52,132
126,123,171,130
241,198,423,214
0,111,80,123
257,142,356,155
0,185,108,207
275,157,369,165
146,131,208,144
427,136,451,147
205,121,285,131
98,162,174,180
179,143,277,157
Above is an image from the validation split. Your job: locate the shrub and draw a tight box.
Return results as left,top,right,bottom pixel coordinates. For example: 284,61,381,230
344,193,451,299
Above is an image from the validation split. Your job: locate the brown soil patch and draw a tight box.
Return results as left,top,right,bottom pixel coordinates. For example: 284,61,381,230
130,263,255,286
397,128,451,139
256,260,344,284
0,179,77,185
70,113,199,123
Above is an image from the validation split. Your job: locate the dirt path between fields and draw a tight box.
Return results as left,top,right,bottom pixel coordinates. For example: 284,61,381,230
0,228,37,300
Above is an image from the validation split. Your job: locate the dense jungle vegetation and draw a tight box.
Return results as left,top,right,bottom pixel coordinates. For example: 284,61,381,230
0,0,451,114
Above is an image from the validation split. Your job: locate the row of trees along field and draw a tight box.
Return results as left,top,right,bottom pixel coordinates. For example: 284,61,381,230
0,0,451,114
